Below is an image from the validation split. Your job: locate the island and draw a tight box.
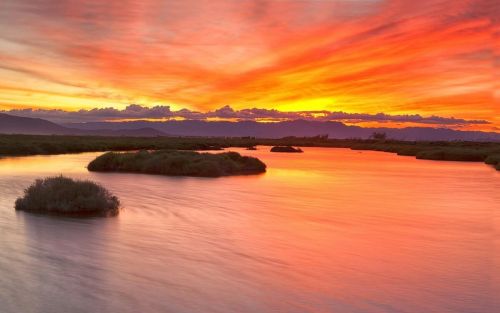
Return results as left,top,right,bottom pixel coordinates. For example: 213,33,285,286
87,150,267,177
15,176,120,217
270,146,303,153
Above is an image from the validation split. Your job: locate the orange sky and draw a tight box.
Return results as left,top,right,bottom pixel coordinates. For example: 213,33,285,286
0,0,497,130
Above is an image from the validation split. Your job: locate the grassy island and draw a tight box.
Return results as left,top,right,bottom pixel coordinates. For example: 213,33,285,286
271,146,303,153
15,176,120,217
88,150,267,177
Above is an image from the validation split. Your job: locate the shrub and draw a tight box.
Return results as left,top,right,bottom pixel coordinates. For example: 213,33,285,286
88,150,266,177
485,154,500,165
15,176,120,217
270,146,303,153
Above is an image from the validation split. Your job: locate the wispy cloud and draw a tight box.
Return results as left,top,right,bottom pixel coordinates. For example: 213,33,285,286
0,0,497,130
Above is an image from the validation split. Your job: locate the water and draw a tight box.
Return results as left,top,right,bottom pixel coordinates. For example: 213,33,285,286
0,147,498,313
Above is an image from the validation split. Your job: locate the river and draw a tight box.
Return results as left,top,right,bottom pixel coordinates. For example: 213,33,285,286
0,147,498,313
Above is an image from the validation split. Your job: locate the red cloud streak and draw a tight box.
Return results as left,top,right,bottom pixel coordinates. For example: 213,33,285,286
0,0,497,130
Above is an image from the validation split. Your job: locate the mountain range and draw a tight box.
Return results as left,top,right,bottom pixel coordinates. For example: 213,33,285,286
1,113,499,141
0,113,165,137
65,119,500,141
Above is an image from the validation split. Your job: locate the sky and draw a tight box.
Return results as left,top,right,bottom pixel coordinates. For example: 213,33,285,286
0,0,497,130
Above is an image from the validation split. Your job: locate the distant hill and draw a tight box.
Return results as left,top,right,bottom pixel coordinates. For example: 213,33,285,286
2,113,499,141
0,113,167,137
65,119,500,142
83,127,167,137
0,113,71,135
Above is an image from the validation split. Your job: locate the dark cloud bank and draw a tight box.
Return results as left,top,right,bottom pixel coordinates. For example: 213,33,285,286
2,104,490,127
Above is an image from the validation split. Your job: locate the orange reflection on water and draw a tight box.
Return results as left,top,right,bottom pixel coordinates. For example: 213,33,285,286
0,153,95,175
0,147,498,312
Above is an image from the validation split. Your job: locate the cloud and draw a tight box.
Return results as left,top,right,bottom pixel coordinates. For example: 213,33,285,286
2,104,173,123
2,104,489,126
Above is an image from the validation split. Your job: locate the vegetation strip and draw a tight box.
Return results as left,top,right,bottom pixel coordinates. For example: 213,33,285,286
270,146,303,153
0,134,499,170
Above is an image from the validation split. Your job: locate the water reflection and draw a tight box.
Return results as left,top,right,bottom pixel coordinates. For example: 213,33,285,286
0,148,498,313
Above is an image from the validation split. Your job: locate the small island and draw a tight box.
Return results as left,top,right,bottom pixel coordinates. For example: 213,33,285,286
270,146,303,153
15,176,120,217
88,150,267,177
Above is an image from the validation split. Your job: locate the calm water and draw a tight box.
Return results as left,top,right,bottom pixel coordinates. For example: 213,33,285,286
0,147,498,313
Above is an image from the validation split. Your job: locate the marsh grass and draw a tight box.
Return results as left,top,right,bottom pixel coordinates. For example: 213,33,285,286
15,176,120,217
88,150,267,177
485,154,500,165
348,141,500,170
270,146,303,153
415,149,487,162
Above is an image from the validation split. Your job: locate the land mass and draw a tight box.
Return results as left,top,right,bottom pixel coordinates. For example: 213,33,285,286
65,119,500,142
15,176,120,217
0,113,167,137
88,150,267,177
271,146,303,153
0,134,499,171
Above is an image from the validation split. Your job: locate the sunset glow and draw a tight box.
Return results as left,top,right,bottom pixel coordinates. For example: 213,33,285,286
0,0,497,130
0,2,499,310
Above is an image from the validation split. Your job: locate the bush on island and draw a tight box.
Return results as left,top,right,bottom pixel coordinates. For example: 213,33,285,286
88,150,267,178
15,176,120,217
270,146,303,153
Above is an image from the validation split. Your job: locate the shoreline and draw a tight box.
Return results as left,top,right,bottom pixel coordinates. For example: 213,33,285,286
0,134,499,171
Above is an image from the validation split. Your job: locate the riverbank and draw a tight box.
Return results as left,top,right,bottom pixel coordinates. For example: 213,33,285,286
0,134,499,170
